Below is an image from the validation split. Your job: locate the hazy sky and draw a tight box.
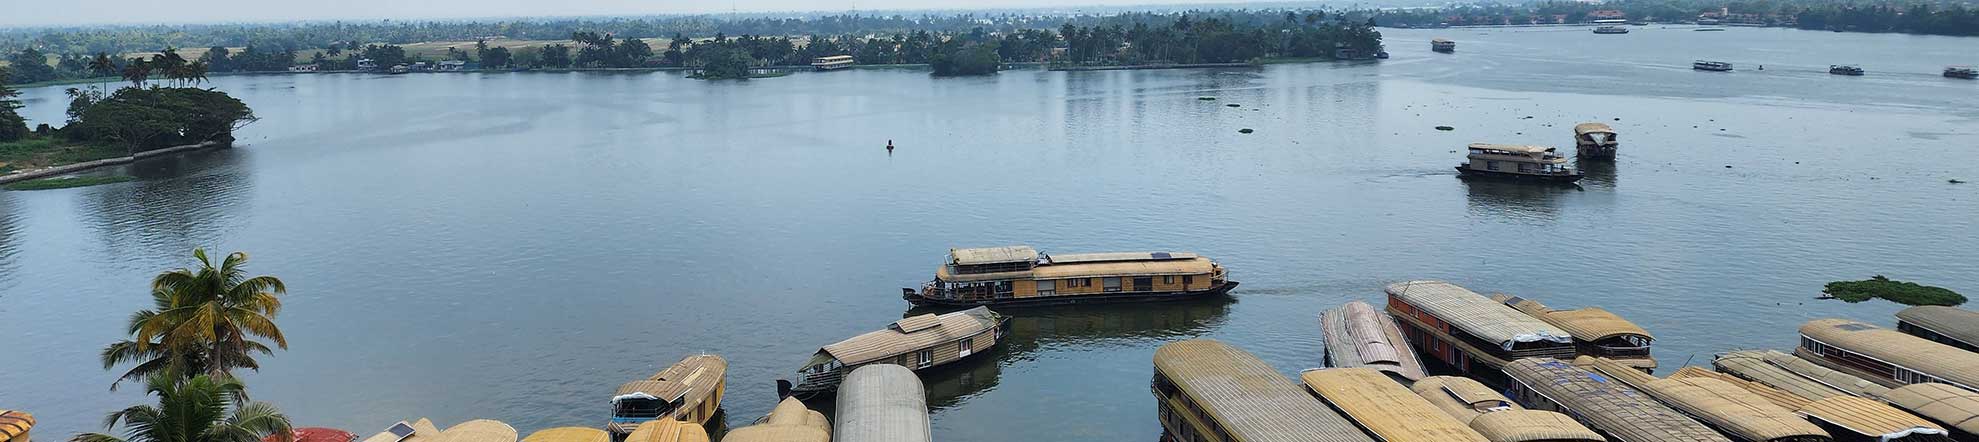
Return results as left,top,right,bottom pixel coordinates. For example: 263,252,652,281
1,0,1256,27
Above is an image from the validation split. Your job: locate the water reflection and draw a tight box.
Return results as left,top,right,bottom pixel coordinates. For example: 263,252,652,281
1463,178,1579,219
1577,159,1619,189
81,149,253,272
0,193,21,292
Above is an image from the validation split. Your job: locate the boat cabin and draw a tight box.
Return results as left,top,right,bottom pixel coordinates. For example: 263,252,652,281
1796,319,1979,390
905,246,1233,306
608,355,727,435
1432,39,1457,52
790,307,1005,393
1456,144,1581,182
1695,60,1734,71
1894,306,1979,352
1572,123,1619,160
812,55,855,71
1493,294,1653,371
1829,65,1864,76
1383,281,1575,384
1946,67,1977,79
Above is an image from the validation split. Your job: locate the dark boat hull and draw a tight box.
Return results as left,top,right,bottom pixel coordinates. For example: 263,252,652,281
1456,167,1585,183
1578,146,1618,160
906,282,1238,307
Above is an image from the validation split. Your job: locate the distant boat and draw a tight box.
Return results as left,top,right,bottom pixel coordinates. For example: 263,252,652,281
1947,66,1978,79
1695,28,1727,32
1432,38,1456,53
1375,51,1391,59
1693,60,1734,71
1593,26,1630,34
1829,65,1864,76
1455,143,1584,183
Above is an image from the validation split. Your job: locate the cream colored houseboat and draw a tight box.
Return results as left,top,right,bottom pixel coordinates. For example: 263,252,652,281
607,355,726,436
786,307,1006,394
902,246,1235,306
1456,144,1583,183
1573,123,1618,160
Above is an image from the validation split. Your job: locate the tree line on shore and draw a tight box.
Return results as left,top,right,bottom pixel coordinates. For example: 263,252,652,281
1372,0,1979,35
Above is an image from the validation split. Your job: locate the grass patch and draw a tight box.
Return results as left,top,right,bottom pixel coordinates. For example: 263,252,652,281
1823,275,1967,306
0,136,126,170
4,175,134,191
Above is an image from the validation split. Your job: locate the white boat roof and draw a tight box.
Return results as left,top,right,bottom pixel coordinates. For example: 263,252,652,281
1467,143,1555,154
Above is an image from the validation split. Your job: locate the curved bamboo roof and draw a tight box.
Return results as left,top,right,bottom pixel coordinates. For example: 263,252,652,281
1640,377,1831,442
361,418,444,442
615,355,728,402
724,398,831,442
1300,368,1488,442
1412,376,1521,424
521,428,609,442
822,307,1001,365
1467,144,1556,154
1152,339,1373,442
835,364,930,442
1502,358,1730,442
1669,367,1813,410
1469,411,1606,442
1757,350,1889,398
432,420,518,442
1713,351,1863,401
1881,383,1979,435
949,246,1037,265
1385,281,1571,350
1571,356,1658,391
1800,319,1979,390
623,420,708,442
1896,306,1979,347
1796,396,1945,440
1492,295,1653,342
1320,301,1427,382
1573,123,1616,135
0,410,31,442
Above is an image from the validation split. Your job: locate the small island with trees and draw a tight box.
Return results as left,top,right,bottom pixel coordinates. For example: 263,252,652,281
1822,275,1967,306
0,50,256,190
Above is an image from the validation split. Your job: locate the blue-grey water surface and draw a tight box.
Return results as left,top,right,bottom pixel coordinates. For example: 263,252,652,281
3,25,1977,441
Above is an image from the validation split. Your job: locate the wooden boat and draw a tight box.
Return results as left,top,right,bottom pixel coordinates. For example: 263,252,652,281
1571,123,1620,161
723,397,830,442
1795,319,1979,390
430,420,518,442
1409,376,1605,442
1638,377,1833,442
1880,383,1979,439
1713,350,1887,400
0,410,31,442
1695,60,1734,71
1384,281,1575,384
1671,366,1819,409
835,364,930,442
1894,306,1979,352
788,307,1006,393
608,355,727,435
1300,368,1490,442
1946,67,1978,79
1433,39,1457,53
1594,26,1631,34
1493,294,1652,370
1795,396,1949,442
521,428,608,442
1501,358,1731,442
1321,301,1427,383
1455,144,1583,183
623,420,709,442
1829,65,1864,76
1153,339,1374,442
902,246,1235,306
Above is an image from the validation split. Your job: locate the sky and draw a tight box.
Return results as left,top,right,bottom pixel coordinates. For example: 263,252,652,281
0,0,1266,27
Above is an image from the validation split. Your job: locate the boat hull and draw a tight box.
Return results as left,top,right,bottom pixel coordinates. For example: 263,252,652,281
1693,66,1732,72
906,282,1238,307
1456,167,1584,183
1577,145,1617,160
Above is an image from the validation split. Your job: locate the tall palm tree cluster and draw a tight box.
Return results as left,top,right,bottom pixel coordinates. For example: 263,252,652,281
80,248,296,442
118,48,211,88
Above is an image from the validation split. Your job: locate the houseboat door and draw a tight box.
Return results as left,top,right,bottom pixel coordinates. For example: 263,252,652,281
1133,277,1153,291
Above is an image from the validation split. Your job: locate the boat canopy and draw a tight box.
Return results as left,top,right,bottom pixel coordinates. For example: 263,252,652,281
1502,358,1731,442
1881,383,1979,436
431,420,519,442
1155,339,1374,442
1801,319,1979,390
0,410,31,442
1302,368,1489,442
623,420,709,442
949,246,1038,266
614,355,726,404
1669,367,1812,410
1386,281,1572,350
1713,350,1871,401
1573,123,1615,135
522,428,610,442
360,418,444,442
1494,295,1651,342
1321,301,1427,381
1413,376,1519,424
1796,396,1946,441
1466,144,1555,154
1896,305,1979,347
821,307,1000,365
1046,251,1197,264
724,397,831,442
836,365,931,442
1640,377,1832,442
939,255,1215,282
1469,411,1606,442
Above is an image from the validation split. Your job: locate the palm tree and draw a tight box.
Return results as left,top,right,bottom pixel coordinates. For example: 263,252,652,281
102,249,289,389
71,374,292,442
186,61,210,86
89,53,117,93
121,58,150,88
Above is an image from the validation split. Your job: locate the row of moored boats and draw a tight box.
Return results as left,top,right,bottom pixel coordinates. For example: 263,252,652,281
1692,61,1978,78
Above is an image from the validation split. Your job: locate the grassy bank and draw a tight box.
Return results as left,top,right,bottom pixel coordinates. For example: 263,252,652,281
4,175,134,191
0,137,125,174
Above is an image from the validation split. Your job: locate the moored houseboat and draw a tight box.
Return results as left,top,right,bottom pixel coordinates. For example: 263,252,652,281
1455,144,1583,183
360,419,516,442
902,246,1235,306
1713,350,1887,400
835,364,930,442
1794,396,1949,442
1,410,31,442
1433,39,1457,53
811,55,855,71
1384,281,1575,385
1879,383,1979,439
608,355,727,436
1152,339,1374,442
1829,65,1864,76
624,420,710,442
1501,358,1732,442
1594,26,1631,34
1637,377,1834,442
787,307,1006,393
1669,367,1815,410
522,428,609,442
1795,319,1979,390
1894,306,1979,352
1410,376,1606,442
1493,294,1653,371
723,397,830,442
1946,67,1977,79
1320,301,1428,383
1695,60,1735,71
1300,368,1491,442
1572,123,1620,161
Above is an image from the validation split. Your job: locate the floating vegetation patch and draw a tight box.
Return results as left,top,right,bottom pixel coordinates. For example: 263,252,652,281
1823,276,1967,306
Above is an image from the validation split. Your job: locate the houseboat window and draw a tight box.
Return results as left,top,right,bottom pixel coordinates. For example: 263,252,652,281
1487,161,1501,171
1103,277,1122,292
995,281,1013,294
1066,278,1091,288
960,337,974,357
1182,275,1193,285
1519,163,1535,173
1163,275,1175,284
916,350,933,368
1037,280,1056,296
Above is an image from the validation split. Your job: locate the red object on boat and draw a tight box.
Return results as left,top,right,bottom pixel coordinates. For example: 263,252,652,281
265,427,357,442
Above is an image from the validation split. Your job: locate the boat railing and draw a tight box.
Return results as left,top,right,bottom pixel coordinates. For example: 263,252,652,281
1592,344,1653,357
795,369,845,388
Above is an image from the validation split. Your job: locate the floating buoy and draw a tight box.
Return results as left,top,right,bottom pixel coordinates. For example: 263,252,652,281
886,140,894,154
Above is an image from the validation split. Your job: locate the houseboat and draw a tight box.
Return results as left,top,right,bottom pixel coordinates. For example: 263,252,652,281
1695,60,1735,71
1894,306,1979,352
1880,383,1979,439
787,307,1006,394
1669,367,1814,410
1492,294,1653,371
1594,26,1631,34
1455,144,1583,183
1152,339,1374,442
901,246,1235,307
1410,376,1605,442
1572,123,1619,161
1946,67,1978,79
1433,39,1457,53
1300,368,1491,442
836,365,930,442
623,420,710,442
723,397,830,442
1320,301,1428,383
522,428,609,442
1570,356,1658,390
607,355,727,436
0,410,30,442
361,419,516,442
1383,281,1575,384
1794,396,1948,442
387,64,411,74
1796,319,1979,390
1829,65,1864,76
811,55,855,71
1501,358,1732,442
1713,350,1886,400
1636,377,1833,442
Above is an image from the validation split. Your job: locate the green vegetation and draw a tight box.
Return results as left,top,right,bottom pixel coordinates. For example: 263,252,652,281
1055,13,1383,67
65,87,255,154
70,374,292,442
3,175,133,190
930,44,1001,76
690,46,758,80
1824,275,1967,306
102,248,291,388
0,67,25,141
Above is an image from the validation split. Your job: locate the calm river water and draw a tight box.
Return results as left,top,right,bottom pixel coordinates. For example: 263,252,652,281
3,26,1977,441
